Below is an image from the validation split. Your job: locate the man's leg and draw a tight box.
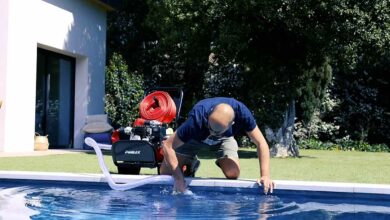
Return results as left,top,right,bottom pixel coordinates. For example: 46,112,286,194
217,157,240,179
216,137,240,179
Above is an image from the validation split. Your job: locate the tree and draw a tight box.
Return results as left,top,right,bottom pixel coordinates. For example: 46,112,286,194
106,0,390,154
199,0,335,156
145,0,215,111
314,0,390,146
106,0,150,71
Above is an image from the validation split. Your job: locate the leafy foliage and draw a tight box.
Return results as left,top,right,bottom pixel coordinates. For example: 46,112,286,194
294,90,340,141
105,53,144,128
324,0,390,146
142,0,215,112
203,56,244,99
106,0,150,71
105,0,390,151
298,138,389,152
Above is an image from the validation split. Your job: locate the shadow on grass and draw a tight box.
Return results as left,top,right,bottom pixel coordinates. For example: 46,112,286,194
297,155,317,159
238,150,258,159
271,155,317,159
197,148,317,159
195,147,259,159
81,150,113,156
81,147,317,160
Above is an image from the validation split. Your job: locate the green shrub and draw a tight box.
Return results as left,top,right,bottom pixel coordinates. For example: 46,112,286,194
336,138,389,152
298,139,337,151
105,53,144,128
298,138,389,152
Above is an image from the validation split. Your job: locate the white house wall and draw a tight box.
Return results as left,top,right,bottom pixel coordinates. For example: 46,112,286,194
0,0,10,152
0,0,107,152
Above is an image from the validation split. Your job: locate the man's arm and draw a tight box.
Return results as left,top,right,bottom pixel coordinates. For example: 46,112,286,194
161,131,187,192
246,125,275,194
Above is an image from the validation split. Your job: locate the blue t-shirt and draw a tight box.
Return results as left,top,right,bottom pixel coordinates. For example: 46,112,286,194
176,97,257,143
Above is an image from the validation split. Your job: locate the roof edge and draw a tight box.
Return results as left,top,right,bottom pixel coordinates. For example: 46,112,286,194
89,0,115,11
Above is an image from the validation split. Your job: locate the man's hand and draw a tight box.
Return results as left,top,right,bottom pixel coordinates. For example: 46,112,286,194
257,176,275,195
173,178,187,193
160,133,187,194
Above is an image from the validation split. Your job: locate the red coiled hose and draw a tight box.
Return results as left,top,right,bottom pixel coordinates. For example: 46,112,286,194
136,91,176,125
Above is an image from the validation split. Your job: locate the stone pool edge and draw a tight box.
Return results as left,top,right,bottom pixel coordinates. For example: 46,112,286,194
0,171,389,195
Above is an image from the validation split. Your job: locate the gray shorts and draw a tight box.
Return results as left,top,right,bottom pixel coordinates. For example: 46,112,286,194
175,136,239,165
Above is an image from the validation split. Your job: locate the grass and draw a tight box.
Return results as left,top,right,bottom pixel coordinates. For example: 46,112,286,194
0,149,389,184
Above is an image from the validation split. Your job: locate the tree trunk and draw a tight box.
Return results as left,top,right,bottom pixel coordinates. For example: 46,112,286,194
265,101,299,157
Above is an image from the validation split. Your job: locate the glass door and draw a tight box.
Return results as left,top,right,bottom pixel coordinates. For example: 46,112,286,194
35,48,75,149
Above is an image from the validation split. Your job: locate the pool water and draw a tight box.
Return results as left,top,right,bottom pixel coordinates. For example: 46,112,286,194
0,181,390,219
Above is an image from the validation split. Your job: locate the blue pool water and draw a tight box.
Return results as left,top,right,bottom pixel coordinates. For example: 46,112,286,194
0,180,390,219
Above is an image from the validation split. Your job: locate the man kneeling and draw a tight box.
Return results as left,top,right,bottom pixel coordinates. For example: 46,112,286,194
160,97,274,194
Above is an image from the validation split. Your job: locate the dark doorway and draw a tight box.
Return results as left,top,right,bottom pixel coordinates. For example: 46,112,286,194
35,48,75,149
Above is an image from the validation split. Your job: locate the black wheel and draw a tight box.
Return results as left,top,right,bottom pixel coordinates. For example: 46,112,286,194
117,166,141,175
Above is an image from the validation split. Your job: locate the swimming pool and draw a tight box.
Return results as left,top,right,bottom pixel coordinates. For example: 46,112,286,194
1,172,390,219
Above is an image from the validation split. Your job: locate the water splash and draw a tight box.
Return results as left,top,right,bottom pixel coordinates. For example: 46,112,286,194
0,187,40,218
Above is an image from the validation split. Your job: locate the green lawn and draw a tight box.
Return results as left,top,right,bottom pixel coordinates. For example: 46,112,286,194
0,149,389,184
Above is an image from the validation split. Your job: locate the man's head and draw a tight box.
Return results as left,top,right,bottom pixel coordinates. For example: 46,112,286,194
208,103,235,136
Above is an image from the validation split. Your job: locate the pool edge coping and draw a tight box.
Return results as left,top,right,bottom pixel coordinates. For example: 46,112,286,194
0,171,389,195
